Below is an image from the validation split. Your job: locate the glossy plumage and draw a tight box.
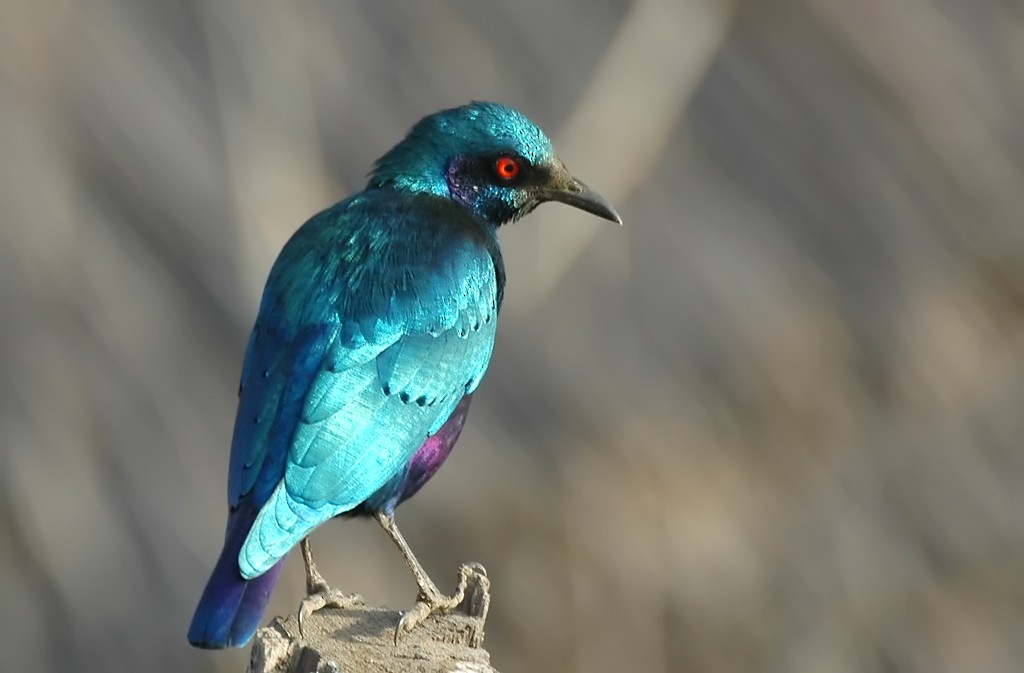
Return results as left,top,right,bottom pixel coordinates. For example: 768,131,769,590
188,102,619,649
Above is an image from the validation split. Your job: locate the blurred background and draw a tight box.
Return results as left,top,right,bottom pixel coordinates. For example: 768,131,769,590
2,1,1024,672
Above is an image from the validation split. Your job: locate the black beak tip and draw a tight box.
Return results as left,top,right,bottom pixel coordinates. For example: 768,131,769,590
550,179,623,225
584,194,623,226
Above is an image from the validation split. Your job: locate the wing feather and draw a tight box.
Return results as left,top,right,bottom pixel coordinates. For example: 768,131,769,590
232,194,502,579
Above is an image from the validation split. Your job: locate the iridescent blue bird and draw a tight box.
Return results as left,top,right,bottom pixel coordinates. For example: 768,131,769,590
187,102,621,649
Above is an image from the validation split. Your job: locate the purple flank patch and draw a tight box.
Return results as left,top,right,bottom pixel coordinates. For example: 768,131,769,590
398,394,473,506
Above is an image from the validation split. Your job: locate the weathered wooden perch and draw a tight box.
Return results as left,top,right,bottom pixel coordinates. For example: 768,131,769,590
247,566,496,673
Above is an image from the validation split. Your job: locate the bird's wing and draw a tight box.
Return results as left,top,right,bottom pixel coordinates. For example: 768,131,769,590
226,317,336,511
226,199,500,579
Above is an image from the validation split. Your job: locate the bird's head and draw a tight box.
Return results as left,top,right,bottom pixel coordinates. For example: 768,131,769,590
367,102,621,227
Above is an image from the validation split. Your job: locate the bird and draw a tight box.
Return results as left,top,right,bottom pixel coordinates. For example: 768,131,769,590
187,101,621,649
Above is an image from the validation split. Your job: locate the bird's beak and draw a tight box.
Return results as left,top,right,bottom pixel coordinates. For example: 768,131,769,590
543,176,623,225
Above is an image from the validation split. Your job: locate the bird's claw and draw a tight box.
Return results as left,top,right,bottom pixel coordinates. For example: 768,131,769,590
393,563,491,645
297,588,363,639
394,600,435,644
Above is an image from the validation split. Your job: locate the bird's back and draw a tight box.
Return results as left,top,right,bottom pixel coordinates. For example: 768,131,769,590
228,190,505,577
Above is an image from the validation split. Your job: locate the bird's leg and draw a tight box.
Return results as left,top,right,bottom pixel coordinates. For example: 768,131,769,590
297,537,362,637
373,511,490,642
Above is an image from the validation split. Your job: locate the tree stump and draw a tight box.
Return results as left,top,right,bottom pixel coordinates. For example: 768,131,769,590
247,566,496,673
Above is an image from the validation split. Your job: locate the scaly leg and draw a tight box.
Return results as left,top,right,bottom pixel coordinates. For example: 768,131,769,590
297,537,362,637
373,511,490,643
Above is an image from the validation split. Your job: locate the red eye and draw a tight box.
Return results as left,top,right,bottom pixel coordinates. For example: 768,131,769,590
495,156,520,180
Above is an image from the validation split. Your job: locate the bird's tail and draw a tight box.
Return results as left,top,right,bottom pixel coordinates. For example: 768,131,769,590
187,505,285,649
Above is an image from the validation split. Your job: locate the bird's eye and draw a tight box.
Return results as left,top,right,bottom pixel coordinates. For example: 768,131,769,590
494,156,521,181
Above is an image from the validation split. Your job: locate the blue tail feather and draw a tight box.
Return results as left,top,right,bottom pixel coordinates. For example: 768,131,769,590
188,505,285,649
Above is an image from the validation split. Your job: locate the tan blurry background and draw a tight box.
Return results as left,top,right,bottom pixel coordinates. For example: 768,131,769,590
3,1,1024,672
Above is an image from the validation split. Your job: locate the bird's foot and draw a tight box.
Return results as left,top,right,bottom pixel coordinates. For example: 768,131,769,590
394,562,491,645
297,537,363,638
298,585,364,638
